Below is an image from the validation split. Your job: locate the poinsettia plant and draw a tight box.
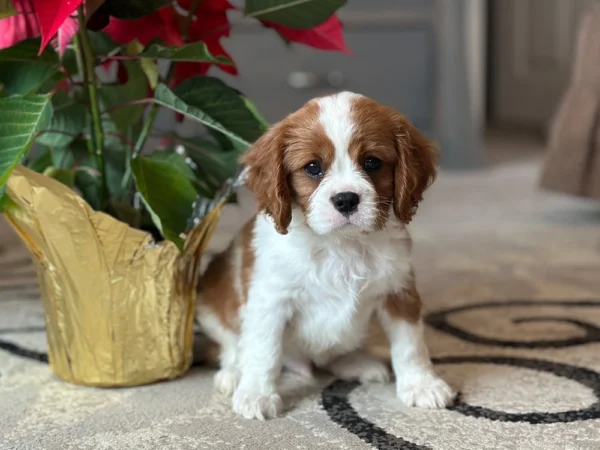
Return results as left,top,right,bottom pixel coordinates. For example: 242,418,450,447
0,0,348,250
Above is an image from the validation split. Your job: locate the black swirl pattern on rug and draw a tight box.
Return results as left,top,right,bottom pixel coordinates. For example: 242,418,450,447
0,340,48,363
322,355,600,449
321,380,430,450
4,301,600,449
437,356,600,423
0,326,48,363
0,329,205,367
426,300,600,348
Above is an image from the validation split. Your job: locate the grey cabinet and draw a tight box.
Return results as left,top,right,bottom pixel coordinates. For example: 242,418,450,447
205,0,483,169
220,27,435,133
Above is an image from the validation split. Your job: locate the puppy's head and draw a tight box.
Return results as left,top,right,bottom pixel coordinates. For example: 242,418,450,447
242,92,437,235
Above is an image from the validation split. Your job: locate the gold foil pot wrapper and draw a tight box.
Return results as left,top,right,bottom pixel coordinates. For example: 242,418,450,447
3,165,229,387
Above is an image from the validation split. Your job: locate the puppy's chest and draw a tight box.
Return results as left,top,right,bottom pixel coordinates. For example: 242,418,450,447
294,238,411,298
289,290,375,355
286,242,411,353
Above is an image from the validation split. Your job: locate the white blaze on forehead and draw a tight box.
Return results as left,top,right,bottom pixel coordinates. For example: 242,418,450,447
306,92,378,235
316,91,363,180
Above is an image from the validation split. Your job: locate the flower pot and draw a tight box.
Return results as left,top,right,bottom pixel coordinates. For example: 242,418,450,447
3,165,219,387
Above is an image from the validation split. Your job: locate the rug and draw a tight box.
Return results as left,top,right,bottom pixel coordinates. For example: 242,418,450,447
2,154,600,450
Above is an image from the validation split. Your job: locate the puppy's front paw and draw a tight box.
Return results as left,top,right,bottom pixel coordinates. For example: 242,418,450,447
232,388,283,420
214,368,240,397
396,371,455,409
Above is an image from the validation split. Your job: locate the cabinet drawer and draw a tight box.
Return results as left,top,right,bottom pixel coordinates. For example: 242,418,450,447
346,0,432,9
218,27,436,134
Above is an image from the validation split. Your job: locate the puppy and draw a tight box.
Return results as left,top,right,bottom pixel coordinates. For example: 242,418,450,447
197,92,455,420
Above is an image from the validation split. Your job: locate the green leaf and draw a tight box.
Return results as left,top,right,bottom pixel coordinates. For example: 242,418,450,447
99,60,147,131
172,77,268,144
245,0,347,29
36,92,87,147
192,146,241,184
140,41,234,65
243,96,271,130
105,148,129,197
77,140,128,199
0,39,61,95
74,169,102,210
61,32,120,77
148,151,196,180
0,0,17,19
204,94,270,151
0,63,59,96
131,156,197,251
27,147,53,173
51,146,77,169
42,166,75,188
88,31,121,55
204,128,239,152
26,143,80,177
161,135,242,201
101,0,170,19
61,50,79,77
59,134,129,201
140,57,159,90
0,95,53,192
37,73,69,95
153,83,250,149
126,40,159,89
148,150,215,199
0,38,57,64
89,107,125,151
173,136,241,187
106,199,141,228
0,188,6,211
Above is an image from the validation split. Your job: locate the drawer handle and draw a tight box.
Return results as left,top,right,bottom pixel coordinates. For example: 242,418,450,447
287,71,319,89
327,70,344,88
287,70,345,90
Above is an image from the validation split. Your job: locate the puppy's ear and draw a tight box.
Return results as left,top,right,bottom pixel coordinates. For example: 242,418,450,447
391,114,438,224
241,121,292,234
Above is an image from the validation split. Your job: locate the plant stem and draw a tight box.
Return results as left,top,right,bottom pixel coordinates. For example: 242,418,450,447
123,0,204,194
135,0,203,154
181,0,203,41
95,54,140,61
102,98,154,115
76,7,107,201
133,103,160,156
72,37,94,156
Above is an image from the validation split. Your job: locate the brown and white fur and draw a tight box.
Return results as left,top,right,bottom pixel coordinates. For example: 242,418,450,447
196,92,455,420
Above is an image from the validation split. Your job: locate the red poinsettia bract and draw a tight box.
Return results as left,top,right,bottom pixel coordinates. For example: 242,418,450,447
264,15,349,53
0,0,40,50
30,0,83,51
0,0,348,86
104,0,236,86
0,0,82,54
103,0,348,86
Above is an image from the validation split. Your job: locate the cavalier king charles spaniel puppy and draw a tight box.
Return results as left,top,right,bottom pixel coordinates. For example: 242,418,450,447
197,92,455,420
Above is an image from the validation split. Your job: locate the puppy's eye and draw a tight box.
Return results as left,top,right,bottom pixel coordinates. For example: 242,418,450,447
364,157,382,172
304,160,323,178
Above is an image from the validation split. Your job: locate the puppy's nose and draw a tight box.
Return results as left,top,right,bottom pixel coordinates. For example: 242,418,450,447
331,192,360,215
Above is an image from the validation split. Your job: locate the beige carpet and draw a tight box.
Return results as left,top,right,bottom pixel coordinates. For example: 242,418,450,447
2,140,600,450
